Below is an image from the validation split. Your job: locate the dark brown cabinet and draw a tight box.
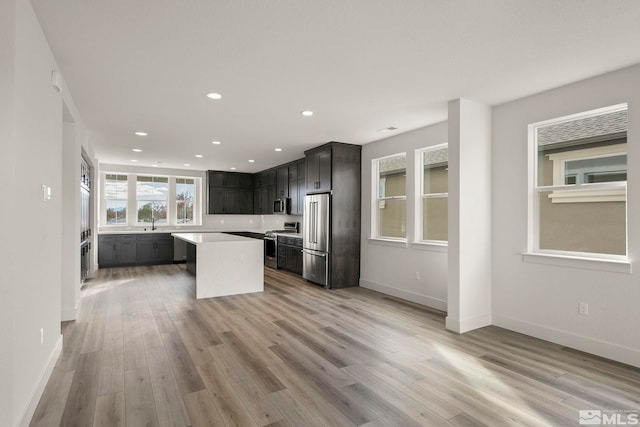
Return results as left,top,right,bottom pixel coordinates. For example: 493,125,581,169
289,159,305,215
276,166,289,199
98,233,174,267
305,146,332,193
208,171,254,214
253,170,276,214
206,158,305,216
303,142,362,289
277,236,303,275
137,234,173,264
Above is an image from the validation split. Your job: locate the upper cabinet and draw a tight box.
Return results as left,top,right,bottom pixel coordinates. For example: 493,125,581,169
276,166,289,199
205,156,308,216
207,171,254,214
305,145,332,193
289,159,305,215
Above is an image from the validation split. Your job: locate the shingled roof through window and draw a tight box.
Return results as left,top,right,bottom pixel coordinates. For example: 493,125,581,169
537,109,627,146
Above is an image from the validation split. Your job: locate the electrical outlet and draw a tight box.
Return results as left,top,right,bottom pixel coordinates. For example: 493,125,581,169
40,328,44,344
414,271,420,280
578,302,589,316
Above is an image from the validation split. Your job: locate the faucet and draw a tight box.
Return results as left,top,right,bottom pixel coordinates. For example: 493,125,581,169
151,216,157,231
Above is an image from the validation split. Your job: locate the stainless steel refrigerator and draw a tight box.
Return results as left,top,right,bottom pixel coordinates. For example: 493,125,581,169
303,193,330,287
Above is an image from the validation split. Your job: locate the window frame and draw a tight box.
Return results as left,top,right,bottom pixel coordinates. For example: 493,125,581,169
135,175,170,225
100,172,202,227
371,152,407,241
104,174,128,225
176,177,196,224
528,103,628,261
415,143,448,245
546,144,627,203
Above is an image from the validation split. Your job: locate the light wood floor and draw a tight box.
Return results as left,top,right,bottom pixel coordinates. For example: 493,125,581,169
31,264,640,427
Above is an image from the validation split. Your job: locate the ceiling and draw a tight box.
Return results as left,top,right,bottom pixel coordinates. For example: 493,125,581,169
32,0,640,173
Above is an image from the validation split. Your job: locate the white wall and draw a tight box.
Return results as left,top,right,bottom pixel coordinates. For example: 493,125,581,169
492,64,640,367
0,0,17,424
10,0,66,425
360,122,449,311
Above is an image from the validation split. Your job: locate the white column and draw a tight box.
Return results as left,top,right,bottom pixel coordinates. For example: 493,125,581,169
446,99,492,333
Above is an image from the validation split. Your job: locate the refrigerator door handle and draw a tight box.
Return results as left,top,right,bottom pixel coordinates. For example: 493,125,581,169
311,201,317,244
302,249,326,257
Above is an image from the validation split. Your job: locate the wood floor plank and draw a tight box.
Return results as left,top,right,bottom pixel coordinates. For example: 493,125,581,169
124,367,158,427
122,311,147,371
29,368,75,427
269,344,370,425
60,351,101,427
31,265,640,427
160,330,206,394
209,344,284,425
221,330,286,393
93,392,125,427
97,327,124,396
196,357,256,427
144,328,191,427
183,389,227,427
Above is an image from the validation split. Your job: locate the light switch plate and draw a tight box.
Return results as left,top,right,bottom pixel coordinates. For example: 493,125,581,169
41,185,51,201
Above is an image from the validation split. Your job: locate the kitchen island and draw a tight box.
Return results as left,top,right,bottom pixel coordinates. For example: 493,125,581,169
172,232,263,299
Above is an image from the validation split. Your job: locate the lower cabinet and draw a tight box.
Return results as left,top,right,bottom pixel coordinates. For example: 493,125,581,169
137,234,174,264
98,233,174,267
277,236,303,275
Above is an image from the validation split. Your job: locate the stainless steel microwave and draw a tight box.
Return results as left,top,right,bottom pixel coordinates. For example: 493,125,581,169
273,198,290,214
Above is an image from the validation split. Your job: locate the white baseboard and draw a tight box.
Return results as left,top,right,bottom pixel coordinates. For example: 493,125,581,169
494,314,640,369
18,335,63,427
446,313,492,334
359,278,447,312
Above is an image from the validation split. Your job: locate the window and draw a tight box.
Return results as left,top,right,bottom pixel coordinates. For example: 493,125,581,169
373,153,406,239
417,144,448,242
176,178,195,224
530,104,627,258
104,174,127,224
136,176,169,224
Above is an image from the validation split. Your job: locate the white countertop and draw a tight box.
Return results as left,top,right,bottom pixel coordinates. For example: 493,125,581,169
99,228,267,235
172,232,260,245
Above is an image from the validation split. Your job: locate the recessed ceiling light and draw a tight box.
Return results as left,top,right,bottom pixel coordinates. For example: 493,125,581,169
132,148,142,152
130,159,138,163
274,148,282,152
378,126,398,132
134,131,148,136
184,163,191,167
248,159,255,163
301,110,313,117
211,140,221,145
206,92,222,100
152,164,158,167
230,167,236,170
195,154,203,158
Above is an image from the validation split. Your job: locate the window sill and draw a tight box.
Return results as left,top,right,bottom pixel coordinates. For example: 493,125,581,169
410,241,448,252
522,252,631,274
368,238,408,248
